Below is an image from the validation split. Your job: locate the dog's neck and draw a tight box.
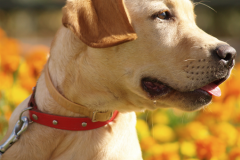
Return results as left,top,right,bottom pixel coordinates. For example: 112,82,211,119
34,26,125,116
16,27,142,160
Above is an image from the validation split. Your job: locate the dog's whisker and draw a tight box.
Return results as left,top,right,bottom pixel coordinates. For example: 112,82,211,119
184,59,196,62
151,111,155,139
191,45,201,49
145,110,149,123
191,82,194,91
202,101,212,112
223,39,231,44
113,72,130,84
194,0,211,7
196,2,217,13
181,114,185,124
202,106,207,112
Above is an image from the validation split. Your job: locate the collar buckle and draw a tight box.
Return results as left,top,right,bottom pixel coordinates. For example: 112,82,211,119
92,111,114,122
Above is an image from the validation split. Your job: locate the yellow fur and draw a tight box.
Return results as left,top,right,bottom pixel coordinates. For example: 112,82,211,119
1,0,234,159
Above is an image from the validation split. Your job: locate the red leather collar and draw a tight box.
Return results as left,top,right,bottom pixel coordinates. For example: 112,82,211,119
28,88,118,131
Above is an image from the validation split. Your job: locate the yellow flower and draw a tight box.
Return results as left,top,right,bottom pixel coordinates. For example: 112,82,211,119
178,121,210,140
146,143,180,160
5,84,30,106
151,124,175,142
1,105,12,121
152,111,169,125
147,142,179,155
233,99,240,123
180,141,196,157
136,119,151,140
161,142,179,153
0,71,13,90
146,143,163,157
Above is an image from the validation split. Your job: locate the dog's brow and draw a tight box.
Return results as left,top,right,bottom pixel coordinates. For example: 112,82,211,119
164,0,177,5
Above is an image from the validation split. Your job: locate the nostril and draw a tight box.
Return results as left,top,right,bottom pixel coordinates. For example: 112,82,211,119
215,45,236,62
225,53,233,61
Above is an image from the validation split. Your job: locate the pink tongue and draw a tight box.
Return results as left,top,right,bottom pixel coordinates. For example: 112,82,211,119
201,83,221,97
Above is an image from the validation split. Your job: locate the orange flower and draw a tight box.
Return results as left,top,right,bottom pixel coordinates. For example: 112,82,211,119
160,152,180,160
146,143,180,160
195,136,226,160
146,152,180,160
140,136,156,151
25,46,49,77
0,38,21,73
0,28,6,39
18,62,36,92
210,122,238,147
202,97,235,122
213,64,240,103
229,148,240,160
224,64,240,98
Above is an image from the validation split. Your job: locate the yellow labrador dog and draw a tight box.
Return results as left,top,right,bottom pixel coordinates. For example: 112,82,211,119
0,0,236,159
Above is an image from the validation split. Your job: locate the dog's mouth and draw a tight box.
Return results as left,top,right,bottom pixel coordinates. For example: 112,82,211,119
141,78,172,98
141,77,227,99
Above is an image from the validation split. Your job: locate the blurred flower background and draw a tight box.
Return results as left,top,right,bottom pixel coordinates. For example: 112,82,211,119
0,0,240,159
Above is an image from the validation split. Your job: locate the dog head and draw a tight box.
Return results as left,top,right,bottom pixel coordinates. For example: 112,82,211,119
61,0,236,112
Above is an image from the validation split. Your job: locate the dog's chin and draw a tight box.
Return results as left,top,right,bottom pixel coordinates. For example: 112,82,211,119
168,89,212,111
141,77,226,111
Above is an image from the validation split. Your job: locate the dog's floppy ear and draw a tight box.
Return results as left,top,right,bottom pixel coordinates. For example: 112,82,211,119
62,0,137,48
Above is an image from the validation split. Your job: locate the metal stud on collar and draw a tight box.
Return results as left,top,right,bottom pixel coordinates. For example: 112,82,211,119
32,114,38,120
82,122,87,127
52,120,58,125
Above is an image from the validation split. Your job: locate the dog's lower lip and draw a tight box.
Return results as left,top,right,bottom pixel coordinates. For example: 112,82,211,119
212,77,227,86
195,88,212,97
141,78,172,98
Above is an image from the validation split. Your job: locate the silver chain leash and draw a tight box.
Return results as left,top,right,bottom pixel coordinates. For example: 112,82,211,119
0,107,33,159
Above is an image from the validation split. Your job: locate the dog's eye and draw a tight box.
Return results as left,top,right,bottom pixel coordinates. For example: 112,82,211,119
153,11,171,20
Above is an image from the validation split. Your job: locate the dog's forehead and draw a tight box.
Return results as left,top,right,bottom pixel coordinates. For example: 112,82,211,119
124,0,195,22
124,0,194,11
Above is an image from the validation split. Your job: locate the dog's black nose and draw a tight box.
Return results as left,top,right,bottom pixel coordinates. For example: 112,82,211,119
215,45,236,68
